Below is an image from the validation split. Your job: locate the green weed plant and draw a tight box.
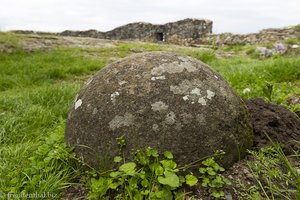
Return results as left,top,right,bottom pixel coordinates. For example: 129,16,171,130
88,137,230,199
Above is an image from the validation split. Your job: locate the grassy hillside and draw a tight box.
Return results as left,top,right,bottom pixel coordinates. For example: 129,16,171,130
0,32,299,199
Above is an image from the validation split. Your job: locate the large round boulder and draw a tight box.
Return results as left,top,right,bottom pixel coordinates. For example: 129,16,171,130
65,52,253,169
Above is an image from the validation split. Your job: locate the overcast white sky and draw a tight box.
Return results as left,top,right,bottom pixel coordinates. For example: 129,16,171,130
0,0,299,34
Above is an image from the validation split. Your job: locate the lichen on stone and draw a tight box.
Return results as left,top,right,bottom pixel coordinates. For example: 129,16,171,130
152,124,159,132
109,113,135,131
151,75,166,81
198,97,207,105
170,79,202,95
92,108,98,115
151,101,169,112
165,111,176,125
190,88,201,96
151,61,198,76
118,80,128,85
74,99,82,110
170,79,215,105
206,90,215,100
110,91,120,104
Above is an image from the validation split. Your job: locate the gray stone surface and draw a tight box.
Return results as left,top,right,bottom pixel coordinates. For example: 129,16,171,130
65,52,253,170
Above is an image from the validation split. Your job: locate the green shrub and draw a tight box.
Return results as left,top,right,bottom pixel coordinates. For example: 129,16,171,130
87,136,229,199
284,38,300,45
199,158,231,198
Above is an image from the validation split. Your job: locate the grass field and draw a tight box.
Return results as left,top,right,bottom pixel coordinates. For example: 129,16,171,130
0,32,299,199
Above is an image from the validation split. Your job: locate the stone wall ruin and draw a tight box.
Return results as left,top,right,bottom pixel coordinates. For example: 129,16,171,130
201,26,300,46
60,18,213,46
11,19,299,47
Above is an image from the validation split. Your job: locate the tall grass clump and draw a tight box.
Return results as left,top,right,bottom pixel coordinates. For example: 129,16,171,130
0,32,22,52
176,48,217,63
243,136,300,200
0,83,80,144
1,124,77,195
208,56,300,102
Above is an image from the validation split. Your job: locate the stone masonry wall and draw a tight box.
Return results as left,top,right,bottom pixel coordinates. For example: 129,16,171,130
59,18,213,46
58,20,298,46
165,19,212,45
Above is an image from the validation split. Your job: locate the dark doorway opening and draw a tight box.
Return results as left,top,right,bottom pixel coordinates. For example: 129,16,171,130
156,32,165,42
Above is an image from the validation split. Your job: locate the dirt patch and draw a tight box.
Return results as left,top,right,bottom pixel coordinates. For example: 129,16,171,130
62,36,116,48
62,184,88,200
17,34,116,52
246,98,300,153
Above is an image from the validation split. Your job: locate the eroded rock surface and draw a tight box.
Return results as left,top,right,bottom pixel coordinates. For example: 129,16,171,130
65,52,253,169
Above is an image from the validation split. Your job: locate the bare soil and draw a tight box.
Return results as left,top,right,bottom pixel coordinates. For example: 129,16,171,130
246,98,300,154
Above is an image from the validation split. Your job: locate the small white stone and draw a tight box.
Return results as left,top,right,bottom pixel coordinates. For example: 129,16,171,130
242,88,251,94
75,99,82,110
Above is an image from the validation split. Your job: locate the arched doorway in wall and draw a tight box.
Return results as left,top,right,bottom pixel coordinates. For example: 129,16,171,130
156,32,165,42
